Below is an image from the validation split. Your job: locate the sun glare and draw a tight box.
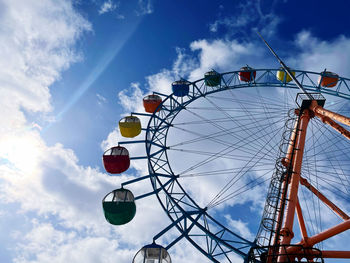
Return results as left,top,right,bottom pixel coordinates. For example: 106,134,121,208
0,134,41,173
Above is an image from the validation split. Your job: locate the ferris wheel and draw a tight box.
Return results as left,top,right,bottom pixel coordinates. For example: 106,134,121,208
100,36,350,263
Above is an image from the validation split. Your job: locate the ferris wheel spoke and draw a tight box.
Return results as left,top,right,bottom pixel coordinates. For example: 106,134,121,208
170,133,280,159
302,121,324,242
173,116,259,126
308,168,350,176
303,171,350,189
209,91,288,108
310,122,350,194
185,106,283,111
173,118,284,173
223,87,282,150
305,176,350,206
170,117,279,148
180,165,273,178
302,147,323,245
208,167,274,209
303,119,350,160
299,187,320,249
183,107,270,151
206,124,283,208
170,148,276,162
170,115,285,153
177,124,283,176
203,94,280,154
170,109,288,162
184,107,286,116
310,122,324,249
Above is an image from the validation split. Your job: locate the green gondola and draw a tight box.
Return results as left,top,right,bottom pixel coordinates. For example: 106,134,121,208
204,70,221,87
102,188,136,225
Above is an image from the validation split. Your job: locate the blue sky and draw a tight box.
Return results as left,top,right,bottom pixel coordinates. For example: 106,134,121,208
1,0,350,262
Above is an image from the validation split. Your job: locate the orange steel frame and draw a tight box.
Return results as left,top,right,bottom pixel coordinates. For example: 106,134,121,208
269,100,350,262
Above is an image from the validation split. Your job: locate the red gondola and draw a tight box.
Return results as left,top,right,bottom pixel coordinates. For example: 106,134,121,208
143,94,162,113
102,146,130,174
239,66,256,82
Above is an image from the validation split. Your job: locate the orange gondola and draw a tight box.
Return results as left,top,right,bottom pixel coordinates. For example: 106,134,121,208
318,70,339,88
143,94,162,113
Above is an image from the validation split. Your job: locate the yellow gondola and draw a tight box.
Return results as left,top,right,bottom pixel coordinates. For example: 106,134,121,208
276,67,295,83
119,116,141,138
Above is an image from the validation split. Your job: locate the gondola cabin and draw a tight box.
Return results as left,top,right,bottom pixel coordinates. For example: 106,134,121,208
276,67,295,83
172,80,190,97
133,243,171,263
102,146,130,174
119,116,141,138
318,71,339,88
239,66,256,82
143,94,162,113
204,70,221,86
102,188,136,225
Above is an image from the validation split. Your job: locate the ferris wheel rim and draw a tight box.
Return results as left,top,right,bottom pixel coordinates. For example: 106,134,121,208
142,68,350,261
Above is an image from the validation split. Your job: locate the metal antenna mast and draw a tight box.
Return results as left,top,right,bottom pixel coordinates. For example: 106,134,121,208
257,32,313,100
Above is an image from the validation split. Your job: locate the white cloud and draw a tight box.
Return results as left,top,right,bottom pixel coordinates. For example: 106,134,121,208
0,0,92,186
96,93,107,105
209,0,280,39
188,38,275,79
136,0,153,16
0,0,128,262
225,215,255,241
98,0,118,15
290,30,350,77
13,221,133,263
210,16,249,33
0,0,91,119
118,82,145,112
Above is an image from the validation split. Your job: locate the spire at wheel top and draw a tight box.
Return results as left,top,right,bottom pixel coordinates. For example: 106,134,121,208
257,31,313,100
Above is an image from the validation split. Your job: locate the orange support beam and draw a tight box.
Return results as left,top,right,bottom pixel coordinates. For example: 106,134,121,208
281,117,298,167
267,100,350,261
311,101,350,127
292,250,350,259
305,219,350,247
296,197,308,240
280,110,311,244
314,112,350,140
288,220,350,253
321,250,350,258
278,110,311,262
300,177,349,221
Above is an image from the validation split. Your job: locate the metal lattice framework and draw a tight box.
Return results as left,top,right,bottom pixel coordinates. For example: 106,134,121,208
118,68,350,263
